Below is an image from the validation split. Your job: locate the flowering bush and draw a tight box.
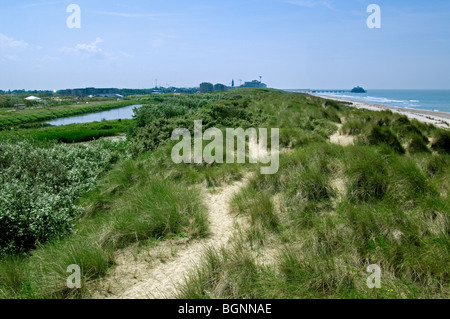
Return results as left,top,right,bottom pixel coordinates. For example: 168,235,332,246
0,138,129,256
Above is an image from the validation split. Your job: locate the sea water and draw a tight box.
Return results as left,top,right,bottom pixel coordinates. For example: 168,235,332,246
289,90,450,114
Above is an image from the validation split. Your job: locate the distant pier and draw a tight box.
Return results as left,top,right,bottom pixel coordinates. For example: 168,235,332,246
310,90,349,93
289,89,350,94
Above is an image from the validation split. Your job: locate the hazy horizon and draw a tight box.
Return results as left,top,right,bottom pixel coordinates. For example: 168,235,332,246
1,0,449,91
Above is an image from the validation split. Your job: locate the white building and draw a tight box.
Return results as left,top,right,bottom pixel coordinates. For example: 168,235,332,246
24,96,41,101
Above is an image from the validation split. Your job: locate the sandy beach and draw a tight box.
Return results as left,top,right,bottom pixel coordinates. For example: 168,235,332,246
311,94,450,130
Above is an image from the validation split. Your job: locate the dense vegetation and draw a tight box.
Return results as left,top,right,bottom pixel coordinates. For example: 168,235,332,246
0,138,130,257
0,89,448,299
130,93,264,155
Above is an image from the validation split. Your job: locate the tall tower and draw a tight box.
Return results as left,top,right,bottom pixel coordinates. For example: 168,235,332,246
232,79,235,88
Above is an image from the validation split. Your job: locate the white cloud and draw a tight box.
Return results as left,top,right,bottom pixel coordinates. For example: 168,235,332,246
61,37,104,56
93,11,173,18
60,38,133,61
0,33,29,50
286,0,332,9
18,0,69,9
119,51,135,59
2,54,23,62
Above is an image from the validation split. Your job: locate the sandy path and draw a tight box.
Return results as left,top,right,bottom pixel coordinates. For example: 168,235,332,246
329,124,355,146
97,177,249,299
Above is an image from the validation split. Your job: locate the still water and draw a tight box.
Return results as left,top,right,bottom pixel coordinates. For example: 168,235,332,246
46,104,142,126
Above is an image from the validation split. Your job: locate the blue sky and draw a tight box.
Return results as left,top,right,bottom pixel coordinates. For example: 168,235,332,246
0,0,449,90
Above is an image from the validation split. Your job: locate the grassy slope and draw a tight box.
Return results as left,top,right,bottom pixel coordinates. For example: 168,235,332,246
0,89,448,299
176,91,449,299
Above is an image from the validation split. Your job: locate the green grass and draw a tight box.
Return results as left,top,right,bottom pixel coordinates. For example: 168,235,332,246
0,120,133,143
97,178,209,249
178,145,449,299
0,173,208,298
174,90,449,299
1,88,449,299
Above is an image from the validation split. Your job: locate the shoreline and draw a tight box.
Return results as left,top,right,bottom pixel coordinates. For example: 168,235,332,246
310,94,450,129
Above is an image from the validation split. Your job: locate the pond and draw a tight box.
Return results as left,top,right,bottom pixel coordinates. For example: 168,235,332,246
46,104,142,126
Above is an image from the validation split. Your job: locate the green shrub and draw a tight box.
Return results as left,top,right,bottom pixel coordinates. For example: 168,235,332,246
279,128,325,148
388,156,434,201
325,99,342,110
432,131,450,154
408,134,431,154
397,123,429,143
131,97,265,155
345,148,388,202
342,118,366,136
426,155,449,177
232,188,279,232
0,139,130,256
367,126,405,154
298,167,335,203
134,102,190,128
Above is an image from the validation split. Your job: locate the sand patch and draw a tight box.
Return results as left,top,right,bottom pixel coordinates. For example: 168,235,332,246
93,177,250,299
330,124,356,146
332,177,347,200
